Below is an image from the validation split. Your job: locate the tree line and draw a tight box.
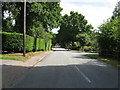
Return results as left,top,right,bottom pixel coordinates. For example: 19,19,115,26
1,1,120,60
2,2,62,39
1,2,62,52
54,1,120,59
55,11,93,51
97,1,120,59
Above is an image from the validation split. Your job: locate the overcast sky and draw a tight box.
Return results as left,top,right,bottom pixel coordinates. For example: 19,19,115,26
52,0,119,33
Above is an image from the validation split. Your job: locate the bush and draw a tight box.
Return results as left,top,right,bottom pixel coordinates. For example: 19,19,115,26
39,39,45,50
1,32,52,53
35,38,45,51
84,46,91,52
26,35,34,51
2,32,35,52
2,32,23,52
45,40,52,51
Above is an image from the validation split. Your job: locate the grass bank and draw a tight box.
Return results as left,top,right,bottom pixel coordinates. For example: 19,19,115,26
0,51,44,61
85,54,120,68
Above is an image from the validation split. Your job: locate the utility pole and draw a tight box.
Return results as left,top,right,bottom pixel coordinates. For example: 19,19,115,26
23,0,26,56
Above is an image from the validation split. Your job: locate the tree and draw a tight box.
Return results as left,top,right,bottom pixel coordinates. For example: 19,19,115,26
2,18,14,32
57,11,93,49
2,2,62,38
76,33,91,51
112,1,120,18
97,1,120,59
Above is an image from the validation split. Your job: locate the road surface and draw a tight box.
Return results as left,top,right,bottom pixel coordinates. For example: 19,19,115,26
12,48,118,88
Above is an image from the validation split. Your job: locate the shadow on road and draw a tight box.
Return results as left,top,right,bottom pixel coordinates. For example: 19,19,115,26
72,55,91,59
2,62,119,88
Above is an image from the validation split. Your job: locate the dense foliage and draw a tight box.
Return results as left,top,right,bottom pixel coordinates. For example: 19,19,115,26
1,32,52,52
2,2,62,34
57,11,93,50
2,1,119,60
97,1,120,59
2,2,62,53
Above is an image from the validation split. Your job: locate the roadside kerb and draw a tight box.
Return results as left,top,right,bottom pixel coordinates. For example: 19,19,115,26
29,51,53,69
2,51,53,88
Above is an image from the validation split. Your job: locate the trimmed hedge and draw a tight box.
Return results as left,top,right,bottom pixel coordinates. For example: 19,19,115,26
26,35,34,51
2,32,24,52
45,40,52,51
35,38,45,51
1,32,52,52
39,39,45,50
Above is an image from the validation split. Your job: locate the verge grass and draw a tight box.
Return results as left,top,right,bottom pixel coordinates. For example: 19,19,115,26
85,54,120,68
0,51,44,61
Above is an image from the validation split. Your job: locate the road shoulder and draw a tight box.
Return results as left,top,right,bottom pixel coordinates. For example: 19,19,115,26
2,51,52,88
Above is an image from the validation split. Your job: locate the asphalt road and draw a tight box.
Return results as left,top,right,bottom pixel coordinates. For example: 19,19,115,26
12,48,118,88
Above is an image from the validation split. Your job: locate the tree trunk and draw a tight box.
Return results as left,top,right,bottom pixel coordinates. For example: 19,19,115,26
14,3,24,33
82,46,84,52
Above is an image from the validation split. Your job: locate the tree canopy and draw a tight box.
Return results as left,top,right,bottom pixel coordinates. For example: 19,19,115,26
2,2,62,39
97,1,120,59
57,11,93,49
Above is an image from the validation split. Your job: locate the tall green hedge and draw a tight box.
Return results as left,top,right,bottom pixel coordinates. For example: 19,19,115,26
45,40,52,51
35,38,45,51
1,32,52,52
26,35,34,51
2,32,24,52
39,39,45,50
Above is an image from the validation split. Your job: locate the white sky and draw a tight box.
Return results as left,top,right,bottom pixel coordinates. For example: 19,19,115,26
52,0,119,33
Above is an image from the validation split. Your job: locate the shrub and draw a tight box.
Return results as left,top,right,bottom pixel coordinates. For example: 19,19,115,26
39,39,45,51
2,32,23,52
2,32,35,52
26,35,34,52
45,40,52,51
0,32,52,52
34,38,45,51
84,46,91,52
1,32,52,53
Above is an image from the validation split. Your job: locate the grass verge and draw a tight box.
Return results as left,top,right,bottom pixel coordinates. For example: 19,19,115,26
85,54,120,68
0,51,44,61
71,50,98,53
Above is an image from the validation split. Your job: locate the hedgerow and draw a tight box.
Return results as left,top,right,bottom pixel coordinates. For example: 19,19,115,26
1,32,52,52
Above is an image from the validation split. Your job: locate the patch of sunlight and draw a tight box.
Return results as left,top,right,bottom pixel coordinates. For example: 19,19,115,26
101,59,110,61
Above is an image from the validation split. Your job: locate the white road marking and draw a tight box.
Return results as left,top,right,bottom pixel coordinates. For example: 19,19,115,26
63,52,68,57
75,65,91,83
63,51,91,83
65,53,68,57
